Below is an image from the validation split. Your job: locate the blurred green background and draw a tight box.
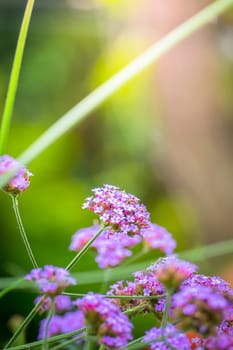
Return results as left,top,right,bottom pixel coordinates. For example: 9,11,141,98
1,0,233,346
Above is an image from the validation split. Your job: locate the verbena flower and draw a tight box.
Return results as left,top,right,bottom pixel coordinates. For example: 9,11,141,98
182,274,233,302
0,154,32,195
35,295,72,314
82,184,150,236
148,255,198,289
108,270,165,315
38,315,63,339
141,223,176,255
38,311,84,341
74,292,133,349
70,225,141,268
25,265,76,296
171,285,229,336
218,308,233,335
143,323,190,350
204,333,233,349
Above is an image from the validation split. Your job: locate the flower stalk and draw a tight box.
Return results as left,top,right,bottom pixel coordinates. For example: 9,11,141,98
11,195,38,268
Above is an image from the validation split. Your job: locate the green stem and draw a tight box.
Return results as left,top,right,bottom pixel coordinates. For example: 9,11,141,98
124,304,146,316
11,195,38,268
161,290,172,329
66,225,106,271
6,328,86,350
0,0,35,155
11,0,233,168
4,296,45,349
98,345,105,350
0,278,23,299
63,292,165,300
43,300,55,350
50,335,84,350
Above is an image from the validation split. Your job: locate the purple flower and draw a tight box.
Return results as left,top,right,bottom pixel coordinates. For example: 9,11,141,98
148,255,198,289
70,225,141,268
182,274,233,301
204,333,233,349
143,323,190,350
38,315,63,339
219,307,233,336
108,270,165,315
0,155,32,195
38,311,84,342
35,295,73,314
141,223,176,255
171,285,229,335
61,310,84,334
75,293,133,349
82,185,150,236
25,265,76,296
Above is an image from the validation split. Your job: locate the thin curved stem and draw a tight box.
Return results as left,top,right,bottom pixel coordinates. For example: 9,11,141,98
50,334,85,350
43,300,55,350
4,296,45,349
0,0,35,155
6,328,86,350
11,195,38,268
66,225,106,271
161,290,172,330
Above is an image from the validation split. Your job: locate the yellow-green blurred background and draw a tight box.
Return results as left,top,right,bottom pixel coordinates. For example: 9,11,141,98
1,0,233,346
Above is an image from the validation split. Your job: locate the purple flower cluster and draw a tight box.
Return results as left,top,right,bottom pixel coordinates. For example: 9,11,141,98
148,255,198,289
0,154,32,195
25,265,76,295
75,292,133,349
70,225,140,268
143,323,190,350
82,184,150,236
171,285,229,336
108,269,165,315
182,274,233,301
141,223,176,255
38,310,84,340
35,295,72,314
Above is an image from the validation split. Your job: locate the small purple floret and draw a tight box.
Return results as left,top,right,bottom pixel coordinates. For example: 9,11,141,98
0,154,32,195
25,265,76,296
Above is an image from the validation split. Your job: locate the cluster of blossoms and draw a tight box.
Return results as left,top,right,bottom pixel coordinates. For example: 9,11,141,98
70,225,141,268
17,184,233,349
75,293,133,348
82,184,150,236
108,269,166,315
25,265,76,295
70,186,176,268
0,155,32,195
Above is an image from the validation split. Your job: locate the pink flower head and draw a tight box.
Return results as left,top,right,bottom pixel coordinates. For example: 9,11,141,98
70,224,141,268
75,293,133,349
172,285,229,336
0,155,33,195
148,255,198,290
82,184,150,236
141,223,176,255
25,265,76,296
